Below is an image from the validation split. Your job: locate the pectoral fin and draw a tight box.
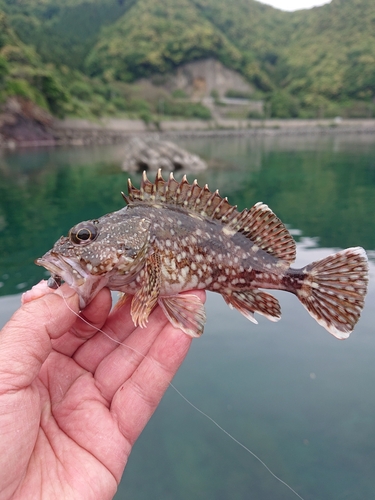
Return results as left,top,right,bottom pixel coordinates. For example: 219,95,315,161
222,290,281,323
131,254,161,328
158,294,206,338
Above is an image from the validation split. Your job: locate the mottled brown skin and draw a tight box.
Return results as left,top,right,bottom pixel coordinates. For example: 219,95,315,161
126,204,292,292
121,204,311,329
36,171,368,339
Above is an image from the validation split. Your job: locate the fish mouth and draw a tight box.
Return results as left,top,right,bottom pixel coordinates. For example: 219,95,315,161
35,252,107,309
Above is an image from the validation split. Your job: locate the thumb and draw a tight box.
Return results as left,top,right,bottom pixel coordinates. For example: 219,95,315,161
0,284,79,391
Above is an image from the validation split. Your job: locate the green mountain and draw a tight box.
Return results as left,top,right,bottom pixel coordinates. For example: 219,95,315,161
0,0,134,70
0,4,134,118
192,0,292,70
85,0,244,81
279,0,375,102
1,0,375,119
191,0,375,116
0,10,68,116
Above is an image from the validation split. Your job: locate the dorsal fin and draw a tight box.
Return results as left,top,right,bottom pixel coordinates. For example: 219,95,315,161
228,202,296,264
123,169,296,264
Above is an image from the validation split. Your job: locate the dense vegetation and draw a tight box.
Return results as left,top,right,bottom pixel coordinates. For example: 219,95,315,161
85,0,243,81
1,0,375,119
0,11,69,116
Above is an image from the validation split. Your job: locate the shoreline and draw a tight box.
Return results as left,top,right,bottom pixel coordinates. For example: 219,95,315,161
2,117,375,149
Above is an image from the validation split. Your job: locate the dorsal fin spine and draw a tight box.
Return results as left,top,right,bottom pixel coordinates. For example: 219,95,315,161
121,191,130,204
202,189,218,213
211,196,227,218
221,205,237,222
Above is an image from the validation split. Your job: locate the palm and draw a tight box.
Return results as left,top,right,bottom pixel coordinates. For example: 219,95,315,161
0,286,202,500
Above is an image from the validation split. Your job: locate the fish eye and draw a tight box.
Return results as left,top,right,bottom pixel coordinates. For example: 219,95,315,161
69,222,98,245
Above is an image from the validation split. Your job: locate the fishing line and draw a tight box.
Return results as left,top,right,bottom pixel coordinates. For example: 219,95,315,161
56,284,305,500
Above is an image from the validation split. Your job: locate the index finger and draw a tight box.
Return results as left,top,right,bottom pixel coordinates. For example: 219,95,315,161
22,281,114,358
76,290,206,400
51,287,112,357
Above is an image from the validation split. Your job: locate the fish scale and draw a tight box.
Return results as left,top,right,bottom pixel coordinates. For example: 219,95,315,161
37,169,369,339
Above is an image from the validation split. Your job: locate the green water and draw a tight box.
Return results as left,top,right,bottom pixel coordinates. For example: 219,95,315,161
0,134,374,499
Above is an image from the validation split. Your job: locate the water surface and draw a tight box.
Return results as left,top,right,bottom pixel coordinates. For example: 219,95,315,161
0,134,374,500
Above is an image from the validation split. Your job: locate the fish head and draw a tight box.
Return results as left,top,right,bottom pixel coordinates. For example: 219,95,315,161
36,208,151,308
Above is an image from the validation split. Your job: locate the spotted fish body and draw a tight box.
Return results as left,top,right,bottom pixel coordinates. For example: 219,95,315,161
36,170,369,339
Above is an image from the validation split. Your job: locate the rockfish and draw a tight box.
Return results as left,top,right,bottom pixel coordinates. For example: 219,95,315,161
36,170,368,339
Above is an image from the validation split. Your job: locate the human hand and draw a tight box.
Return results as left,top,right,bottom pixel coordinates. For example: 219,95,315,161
0,282,205,500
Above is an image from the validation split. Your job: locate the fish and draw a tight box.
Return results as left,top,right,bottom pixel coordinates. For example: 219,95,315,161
36,169,369,339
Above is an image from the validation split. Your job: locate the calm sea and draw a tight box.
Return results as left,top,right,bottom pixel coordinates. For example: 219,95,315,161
0,133,374,500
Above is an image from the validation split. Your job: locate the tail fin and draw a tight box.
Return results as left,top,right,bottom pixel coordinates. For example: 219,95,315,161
297,247,368,339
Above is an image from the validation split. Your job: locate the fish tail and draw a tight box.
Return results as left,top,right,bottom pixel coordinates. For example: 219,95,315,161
296,247,368,339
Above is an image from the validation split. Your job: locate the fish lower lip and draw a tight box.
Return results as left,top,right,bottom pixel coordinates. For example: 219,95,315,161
35,255,86,286
35,253,109,310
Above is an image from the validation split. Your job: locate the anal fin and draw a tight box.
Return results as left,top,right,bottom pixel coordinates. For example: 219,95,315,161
158,294,206,338
223,290,281,323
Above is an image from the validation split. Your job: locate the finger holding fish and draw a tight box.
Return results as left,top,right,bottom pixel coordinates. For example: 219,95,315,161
20,281,114,359
71,290,152,374
89,290,206,403
51,286,113,358
111,324,193,448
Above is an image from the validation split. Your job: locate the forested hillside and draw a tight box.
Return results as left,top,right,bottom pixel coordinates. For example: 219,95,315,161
0,0,134,70
274,0,375,117
0,10,68,116
1,0,374,119
85,0,243,82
